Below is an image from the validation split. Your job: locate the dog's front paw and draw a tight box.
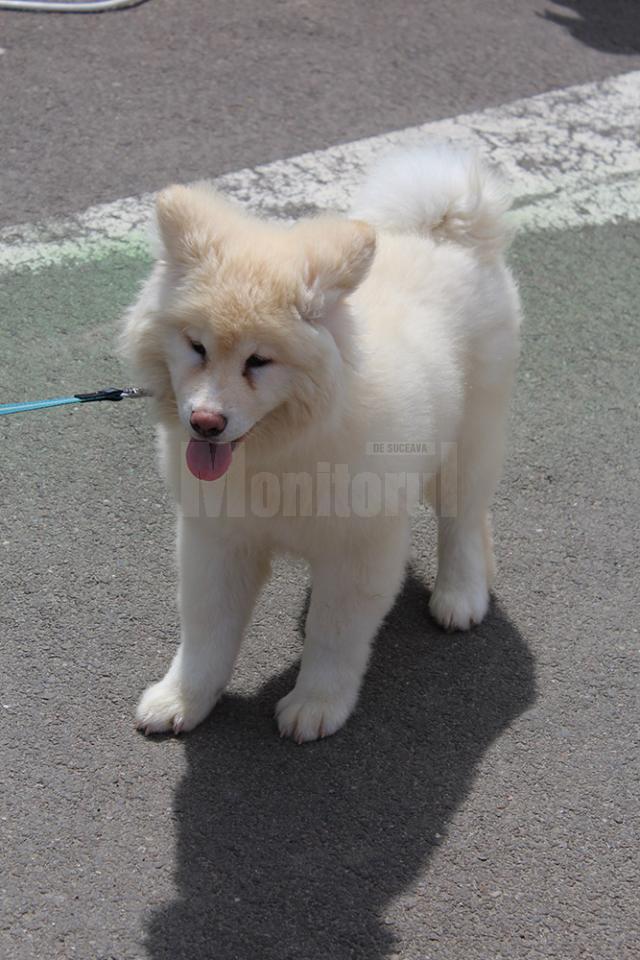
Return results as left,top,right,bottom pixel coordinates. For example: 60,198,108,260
429,581,489,632
135,675,217,735
276,685,357,743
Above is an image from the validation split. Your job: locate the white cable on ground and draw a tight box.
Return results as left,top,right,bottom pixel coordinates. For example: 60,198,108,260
0,0,148,11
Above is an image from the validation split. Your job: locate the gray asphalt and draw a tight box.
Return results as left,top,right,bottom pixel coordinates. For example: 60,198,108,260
1,3,640,959
1,0,640,226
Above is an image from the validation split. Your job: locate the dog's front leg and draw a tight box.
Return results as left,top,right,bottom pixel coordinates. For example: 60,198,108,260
277,521,409,742
136,515,269,735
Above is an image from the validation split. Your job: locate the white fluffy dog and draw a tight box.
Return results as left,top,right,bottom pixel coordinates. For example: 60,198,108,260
122,144,521,742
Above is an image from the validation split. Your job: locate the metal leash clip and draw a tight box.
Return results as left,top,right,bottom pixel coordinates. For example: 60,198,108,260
74,387,150,403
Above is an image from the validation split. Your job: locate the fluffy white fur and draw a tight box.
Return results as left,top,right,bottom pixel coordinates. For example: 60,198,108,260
122,143,521,743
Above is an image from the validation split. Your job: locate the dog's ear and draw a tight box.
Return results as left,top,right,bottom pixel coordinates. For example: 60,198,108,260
155,184,241,269
155,185,212,267
297,218,376,322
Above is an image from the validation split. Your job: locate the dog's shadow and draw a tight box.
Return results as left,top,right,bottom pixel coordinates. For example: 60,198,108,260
144,570,535,960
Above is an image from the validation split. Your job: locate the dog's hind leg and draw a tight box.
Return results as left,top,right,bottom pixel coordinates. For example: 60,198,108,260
428,335,516,631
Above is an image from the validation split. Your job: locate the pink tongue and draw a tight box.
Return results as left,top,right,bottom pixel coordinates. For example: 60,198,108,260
186,440,233,481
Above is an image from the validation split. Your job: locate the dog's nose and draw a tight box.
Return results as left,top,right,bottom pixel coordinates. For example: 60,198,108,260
190,409,228,438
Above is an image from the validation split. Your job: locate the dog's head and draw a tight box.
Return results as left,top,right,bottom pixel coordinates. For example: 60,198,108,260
122,184,375,476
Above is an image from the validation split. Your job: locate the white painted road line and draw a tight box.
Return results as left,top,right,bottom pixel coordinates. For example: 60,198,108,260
1,70,639,274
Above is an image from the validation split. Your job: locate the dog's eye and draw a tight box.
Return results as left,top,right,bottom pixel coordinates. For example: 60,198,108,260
244,354,272,373
189,340,207,358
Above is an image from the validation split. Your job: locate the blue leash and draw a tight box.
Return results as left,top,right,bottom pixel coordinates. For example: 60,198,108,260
0,386,148,416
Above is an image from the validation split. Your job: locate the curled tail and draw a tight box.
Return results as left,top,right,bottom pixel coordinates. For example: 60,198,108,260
351,143,512,260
